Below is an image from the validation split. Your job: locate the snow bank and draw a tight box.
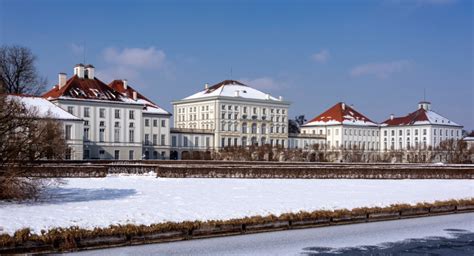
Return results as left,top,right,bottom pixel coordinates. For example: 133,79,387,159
0,177,472,235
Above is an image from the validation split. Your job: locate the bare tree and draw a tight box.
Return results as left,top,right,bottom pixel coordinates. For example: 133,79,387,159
0,45,47,95
0,94,66,200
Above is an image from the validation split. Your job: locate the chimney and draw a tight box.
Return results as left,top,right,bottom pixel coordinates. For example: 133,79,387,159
205,83,209,89
85,64,95,79
73,64,85,78
123,79,128,90
390,114,394,120
58,73,67,89
341,102,346,110
132,91,137,101
279,96,283,101
234,90,240,97
266,94,270,100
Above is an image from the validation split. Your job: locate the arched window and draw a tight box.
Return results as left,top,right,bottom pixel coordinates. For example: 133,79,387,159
261,124,267,134
242,123,248,134
242,137,247,147
251,136,258,145
251,123,257,134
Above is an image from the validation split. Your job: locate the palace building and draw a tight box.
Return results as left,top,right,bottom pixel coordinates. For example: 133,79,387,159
8,63,466,161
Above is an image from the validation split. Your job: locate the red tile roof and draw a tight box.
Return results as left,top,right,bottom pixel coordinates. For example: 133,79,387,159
382,108,429,126
43,75,123,101
305,102,376,126
109,80,155,105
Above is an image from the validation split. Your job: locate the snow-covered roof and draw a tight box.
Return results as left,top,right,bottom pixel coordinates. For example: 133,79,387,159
109,80,171,115
303,102,378,127
381,107,461,127
8,95,81,120
183,80,281,101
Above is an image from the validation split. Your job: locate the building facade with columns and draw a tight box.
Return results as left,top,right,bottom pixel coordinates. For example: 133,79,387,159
171,80,291,154
43,64,171,160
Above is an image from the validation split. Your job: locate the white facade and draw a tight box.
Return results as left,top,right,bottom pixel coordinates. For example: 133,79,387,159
380,102,463,151
301,102,380,151
8,95,84,160
43,64,172,160
172,80,291,151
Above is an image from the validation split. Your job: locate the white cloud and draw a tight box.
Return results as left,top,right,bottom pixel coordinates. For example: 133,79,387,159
240,77,282,90
350,60,412,79
311,49,330,63
96,46,172,85
103,47,166,69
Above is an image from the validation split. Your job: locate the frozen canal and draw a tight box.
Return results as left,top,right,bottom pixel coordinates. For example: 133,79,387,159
0,176,473,234
66,212,474,255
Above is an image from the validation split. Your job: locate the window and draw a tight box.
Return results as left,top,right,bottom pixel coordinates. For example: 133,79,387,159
84,120,89,126
99,108,105,118
99,121,105,127
84,107,90,118
84,128,89,141
251,123,257,134
129,130,134,143
242,123,248,134
172,136,177,147
423,129,427,135
145,134,150,145
206,137,210,147
161,135,166,146
65,125,72,140
221,138,225,147
84,149,90,159
228,105,232,110
67,106,74,115
153,119,158,127
222,104,226,110
391,130,395,136
99,128,105,142
152,134,157,145
183,136,188,147
384,130,387,136
129,122,134,128
399,130,402,136
129,150,134,160
115,109,120,119
415,129,419,136
114,129,120,142
145,119,150,127
129,110,135,120
114,150,120,160
195,137,199,147
243,107,247,113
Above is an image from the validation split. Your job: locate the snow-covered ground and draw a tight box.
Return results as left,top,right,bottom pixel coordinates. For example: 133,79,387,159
0,176,473,235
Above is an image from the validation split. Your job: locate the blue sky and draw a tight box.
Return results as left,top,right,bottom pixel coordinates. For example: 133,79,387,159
1,0,472,129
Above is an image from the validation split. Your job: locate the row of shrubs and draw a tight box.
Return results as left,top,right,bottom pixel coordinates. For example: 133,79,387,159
156,165,474,179
1,198,473,253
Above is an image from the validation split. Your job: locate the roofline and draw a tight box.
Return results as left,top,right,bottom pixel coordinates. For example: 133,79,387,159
302,123,380,128
172,95,291,105
46,97,145,107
